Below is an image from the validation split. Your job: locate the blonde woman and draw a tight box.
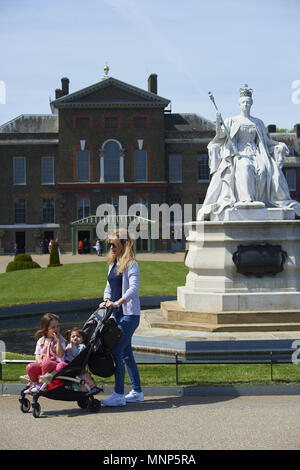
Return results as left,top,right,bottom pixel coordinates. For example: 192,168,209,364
100,230,144,406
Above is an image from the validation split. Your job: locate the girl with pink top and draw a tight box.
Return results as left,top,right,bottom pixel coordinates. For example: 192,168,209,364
25,313,67,393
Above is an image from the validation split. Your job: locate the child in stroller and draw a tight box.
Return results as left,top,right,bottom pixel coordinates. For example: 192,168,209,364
37,327,98,393
24,313,68,393
19,306,122,418
63,327,98,392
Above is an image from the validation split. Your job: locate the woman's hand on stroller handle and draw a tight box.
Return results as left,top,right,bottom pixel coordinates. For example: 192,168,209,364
99,299,113,309
99,298,124,310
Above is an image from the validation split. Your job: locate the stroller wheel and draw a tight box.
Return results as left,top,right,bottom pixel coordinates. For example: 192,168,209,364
32,403,41,418
88,398,101,412
77,398,89,409
20,398,31,413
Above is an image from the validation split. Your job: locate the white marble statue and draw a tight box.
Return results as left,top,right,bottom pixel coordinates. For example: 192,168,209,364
198,85,300,220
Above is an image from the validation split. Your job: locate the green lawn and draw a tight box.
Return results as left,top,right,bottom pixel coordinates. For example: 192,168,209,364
0,261,188,306
3,263,300,387
2,353,300,387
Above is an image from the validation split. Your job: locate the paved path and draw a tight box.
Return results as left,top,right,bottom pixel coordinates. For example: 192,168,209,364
1,394,300,450
0,252,185,274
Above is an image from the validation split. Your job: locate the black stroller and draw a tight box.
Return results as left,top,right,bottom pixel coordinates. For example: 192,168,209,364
18,306,122,418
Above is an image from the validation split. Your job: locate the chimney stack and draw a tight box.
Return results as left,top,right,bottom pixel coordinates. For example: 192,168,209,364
61,77,69,96
267,124,276,133
55,88,63,99
148,74,157,94
294,124,300,138
54,77,69,100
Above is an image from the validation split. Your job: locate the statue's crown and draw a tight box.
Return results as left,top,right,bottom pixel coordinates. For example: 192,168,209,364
239,84,253,97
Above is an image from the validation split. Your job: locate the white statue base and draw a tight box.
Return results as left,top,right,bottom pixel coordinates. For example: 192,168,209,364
161,209,300,331
234,201,265,208
210,207,295,222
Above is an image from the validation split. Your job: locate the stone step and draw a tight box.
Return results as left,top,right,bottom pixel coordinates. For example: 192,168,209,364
149,320,300,333
144,310,300,332
211,323,300,332
160,301,300,325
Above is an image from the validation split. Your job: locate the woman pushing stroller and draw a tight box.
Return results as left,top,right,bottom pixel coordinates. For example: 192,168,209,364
23,229,144,406
100,229,144,407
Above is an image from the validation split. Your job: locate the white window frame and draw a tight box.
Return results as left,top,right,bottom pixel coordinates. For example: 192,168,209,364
13,157,26,185
100,139,124,183
41,156,55,184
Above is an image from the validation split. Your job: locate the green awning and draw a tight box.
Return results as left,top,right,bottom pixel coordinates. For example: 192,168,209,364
71,214,155,227
70,214,156,254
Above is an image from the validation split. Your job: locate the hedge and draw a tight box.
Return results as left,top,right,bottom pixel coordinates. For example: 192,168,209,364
6,254,41,272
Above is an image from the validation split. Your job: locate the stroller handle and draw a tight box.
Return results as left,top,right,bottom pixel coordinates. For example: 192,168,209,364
86,305,114,346
94,305,114,323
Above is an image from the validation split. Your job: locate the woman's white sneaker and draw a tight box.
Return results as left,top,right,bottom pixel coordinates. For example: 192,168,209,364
101,392,126,407
125,390,144,402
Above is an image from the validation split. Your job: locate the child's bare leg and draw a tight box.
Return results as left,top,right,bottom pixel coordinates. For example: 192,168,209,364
81,371,96,387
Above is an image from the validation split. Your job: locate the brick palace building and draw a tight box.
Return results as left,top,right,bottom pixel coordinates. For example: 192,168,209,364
0,69,299,253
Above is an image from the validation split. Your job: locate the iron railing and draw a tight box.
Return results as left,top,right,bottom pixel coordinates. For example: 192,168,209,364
0,348,297,385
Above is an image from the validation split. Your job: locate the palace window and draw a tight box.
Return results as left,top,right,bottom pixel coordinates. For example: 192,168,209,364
103,141,120,182
76,150,90,182
133,116,148,128
169,197,182,224
169,154,182,183
75,117,90,129
134,196,148,208
77,198,90,219
13,157,26,185
41,157,54,184
105,196,120,215
133,197,149,217
14,198,26,224
198,154,210,182
43,198,55,223
134,150,147,182
285,169,296,191
103,116,120,128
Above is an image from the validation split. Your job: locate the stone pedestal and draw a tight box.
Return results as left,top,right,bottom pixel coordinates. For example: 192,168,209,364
210,207,295,222
161,211,300,332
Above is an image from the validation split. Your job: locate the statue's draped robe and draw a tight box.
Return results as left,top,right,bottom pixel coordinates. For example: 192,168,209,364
197,115,300,220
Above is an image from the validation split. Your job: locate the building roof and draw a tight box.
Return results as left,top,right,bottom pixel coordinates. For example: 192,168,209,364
0,114,58,133
50,76,170,110
164,113,215,142
164,113,215,132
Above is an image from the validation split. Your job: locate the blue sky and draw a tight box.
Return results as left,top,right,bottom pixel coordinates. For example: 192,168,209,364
0,0,299,129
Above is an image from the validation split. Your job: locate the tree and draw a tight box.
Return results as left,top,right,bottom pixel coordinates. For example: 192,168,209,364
48,239,62,267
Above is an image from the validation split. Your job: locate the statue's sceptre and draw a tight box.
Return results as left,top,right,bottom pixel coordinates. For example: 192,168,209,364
208,91,239,156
